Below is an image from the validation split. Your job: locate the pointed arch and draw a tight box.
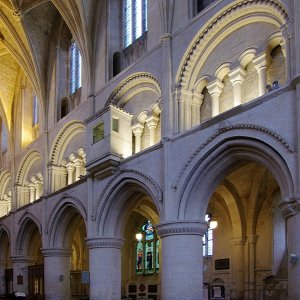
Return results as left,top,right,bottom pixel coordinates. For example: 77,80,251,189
0,170,11,199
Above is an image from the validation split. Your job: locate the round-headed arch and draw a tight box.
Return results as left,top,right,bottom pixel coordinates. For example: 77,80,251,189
49,120,86,165
176,0,289,90
106,72,161,107
16,151,42,185
177,137,294,222
95,169,163,237
46,194,87,248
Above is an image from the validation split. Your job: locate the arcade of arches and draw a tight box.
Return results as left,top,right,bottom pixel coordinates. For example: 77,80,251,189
0,0,300,300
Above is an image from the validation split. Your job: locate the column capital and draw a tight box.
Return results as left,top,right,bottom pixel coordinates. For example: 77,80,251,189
207,79,224,97
85,237,124,249
11,255,36,264
156,220,208,238
41,248,72,257
253,52,267,70
192,91,204,106
131,122,144,136
145,115,159,129
228,67,246,85
247,234,259,244
279,196,300,218
66,162,75,171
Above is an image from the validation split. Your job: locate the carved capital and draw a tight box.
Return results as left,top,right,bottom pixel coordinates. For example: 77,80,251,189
207,79,224,97
253,53,267,70
232,236,246,246
131,123,144,136
41,248,72,257
279,196,300,218
12,9,23,21
156,220,208,238
85,237,124,249
228,67,246,85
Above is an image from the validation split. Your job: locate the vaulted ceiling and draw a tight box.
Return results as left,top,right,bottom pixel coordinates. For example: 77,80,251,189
0,0,98,129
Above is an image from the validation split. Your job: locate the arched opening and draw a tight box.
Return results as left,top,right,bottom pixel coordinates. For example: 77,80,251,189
179,138,292,300
121,197,160,299
0,228,11,297
46,203,88,299
15,218,44,298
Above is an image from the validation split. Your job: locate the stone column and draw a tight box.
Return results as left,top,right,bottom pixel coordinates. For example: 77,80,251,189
86,237,124,300
279,197,300,300
132,123,144,153
207,79,224,117
146,115,159,146
247,234,258,300
66,162,75,185
28,183,36,203
11,256,35,294
253,53,267,97
228,67,246,107
191,91,204,127
73,158,85,181
156,221,207,300
232,236,246,300
41,248,72,300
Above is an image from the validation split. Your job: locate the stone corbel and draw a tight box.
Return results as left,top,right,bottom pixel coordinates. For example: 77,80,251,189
279,196,300,218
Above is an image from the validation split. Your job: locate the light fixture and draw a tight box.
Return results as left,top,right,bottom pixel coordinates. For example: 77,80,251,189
136,231,143,241
209,219,218,229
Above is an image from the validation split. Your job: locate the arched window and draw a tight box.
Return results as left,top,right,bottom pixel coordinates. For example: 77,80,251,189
69,42,82,94
1,120,7,154
32,96,39,126
203,214,214,256
135,220,159,275
123,0,148,48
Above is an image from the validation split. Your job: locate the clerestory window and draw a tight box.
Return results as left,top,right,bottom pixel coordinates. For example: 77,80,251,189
123,0,148,48
32,96,39,127
69,42,82,94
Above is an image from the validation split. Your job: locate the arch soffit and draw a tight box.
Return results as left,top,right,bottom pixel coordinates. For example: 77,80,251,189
0,223,11,245
16,151,42,185
176,135,294,220
176,0,289,90
46,194,87,247
16,212,42,254
94,169,163,236
217,180,245,238
107,72,161,107
49,120,86,165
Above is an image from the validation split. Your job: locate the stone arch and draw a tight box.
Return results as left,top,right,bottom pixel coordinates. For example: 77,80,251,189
177,138,294,221
0,223,11,247
107,72,161,107
0,170,11,198
46,194,87,248
16,151,42,185
95,169,163,237
15,213,42,255
176,0,289,90
49,121,86,165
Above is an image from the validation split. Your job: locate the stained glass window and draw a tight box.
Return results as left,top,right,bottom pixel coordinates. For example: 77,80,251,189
70,42,82,94
32,96,39,126
123,0,148,48
135,220,159,275
203,214,214,256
